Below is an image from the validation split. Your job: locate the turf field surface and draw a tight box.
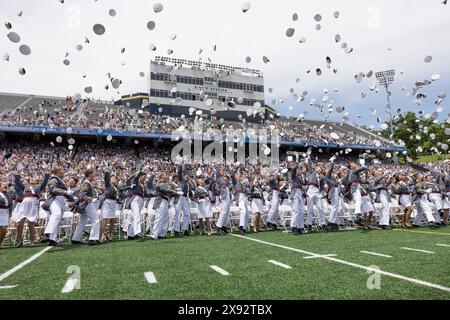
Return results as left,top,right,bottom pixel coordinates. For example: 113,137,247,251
1,227,450,300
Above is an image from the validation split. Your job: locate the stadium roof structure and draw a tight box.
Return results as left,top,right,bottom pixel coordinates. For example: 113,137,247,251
153,56,263,77
0,92,406,153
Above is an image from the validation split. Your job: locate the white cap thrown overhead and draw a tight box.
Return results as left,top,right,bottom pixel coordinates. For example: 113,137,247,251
93,24,106,35
153,3,164,13
242,2,251,13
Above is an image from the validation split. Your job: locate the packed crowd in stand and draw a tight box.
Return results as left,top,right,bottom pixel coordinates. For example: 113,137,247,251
0,99,389,146
0,140,448,249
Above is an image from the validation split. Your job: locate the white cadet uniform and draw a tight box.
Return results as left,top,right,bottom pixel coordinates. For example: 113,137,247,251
306,159,326,226
216,184,231,230
267,189,279,225
290,189,305,229
378,190,390,226
126,172,147,238
72,179,100,242
425,182,443,223
14,174,50,224
44,176,70,242
324,164,342,225
414,195,436,225
0,192,9,227
101,172,118,219
151,197,169,239
173,168,194,233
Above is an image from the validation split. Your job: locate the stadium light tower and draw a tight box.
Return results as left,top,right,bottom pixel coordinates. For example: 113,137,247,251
375,70,395,138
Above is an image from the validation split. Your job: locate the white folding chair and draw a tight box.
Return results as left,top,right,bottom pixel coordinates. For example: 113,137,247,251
229,205,241,232
279,205,292,232
189,206,199,233
59,211,75,241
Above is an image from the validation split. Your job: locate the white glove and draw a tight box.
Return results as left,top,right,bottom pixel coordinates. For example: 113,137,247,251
67,190,75,196
72,196,79,203
92,198,98,203
426,188,432,194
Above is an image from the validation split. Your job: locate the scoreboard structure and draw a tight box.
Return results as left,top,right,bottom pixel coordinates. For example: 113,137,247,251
147,56,274,122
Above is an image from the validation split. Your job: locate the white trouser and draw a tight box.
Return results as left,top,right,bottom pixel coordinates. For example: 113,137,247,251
72,203,100,241
329,188,341,225
443,193,450,209
352,184,362,215
45,196,66,242
237,193,248,228
163,202,171,234
307,187,326,226
174,196,190,232
268,190,280,224
128,196,144,237
216,198,231,229
415,195,436,224
151,198,168,239
145,198,156,231
290,189,305,229
378,190,390,226
429,193,443,223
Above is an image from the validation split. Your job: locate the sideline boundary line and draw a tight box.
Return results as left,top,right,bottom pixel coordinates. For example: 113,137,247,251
0,247,52,283
231,234,450,293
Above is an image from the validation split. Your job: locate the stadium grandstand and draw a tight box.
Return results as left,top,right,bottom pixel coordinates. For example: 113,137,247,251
0,90,404,154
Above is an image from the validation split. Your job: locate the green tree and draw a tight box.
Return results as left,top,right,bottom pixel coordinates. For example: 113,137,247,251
380,112,449,159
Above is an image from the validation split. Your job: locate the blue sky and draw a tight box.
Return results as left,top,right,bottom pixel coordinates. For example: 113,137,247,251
0,0,449,128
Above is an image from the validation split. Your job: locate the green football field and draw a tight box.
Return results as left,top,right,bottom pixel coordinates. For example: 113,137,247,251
1,227,450,300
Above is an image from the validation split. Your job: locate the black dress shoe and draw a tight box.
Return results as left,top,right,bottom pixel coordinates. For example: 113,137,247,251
71,240,82,245
88,240,101,246
174,231,179,237
292,227,297,234
429,222,441,228
222,227,228,234
298,228,304,235
127,236,136,240
307,225,313,232
183,230,190,236
266,222,272,228
239,227,245,235
40,237,50,244
48,240,59,247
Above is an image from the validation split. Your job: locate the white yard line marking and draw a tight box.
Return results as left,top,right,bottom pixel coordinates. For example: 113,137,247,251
401,247,434,254
361,251,392,258
210,265,230,276
0,285,18,289
144,272,157,284
61,278,78,294
436,244,450,248
231,234,450,293
0,247,52,283
268,260,292,269
304,254,337,259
